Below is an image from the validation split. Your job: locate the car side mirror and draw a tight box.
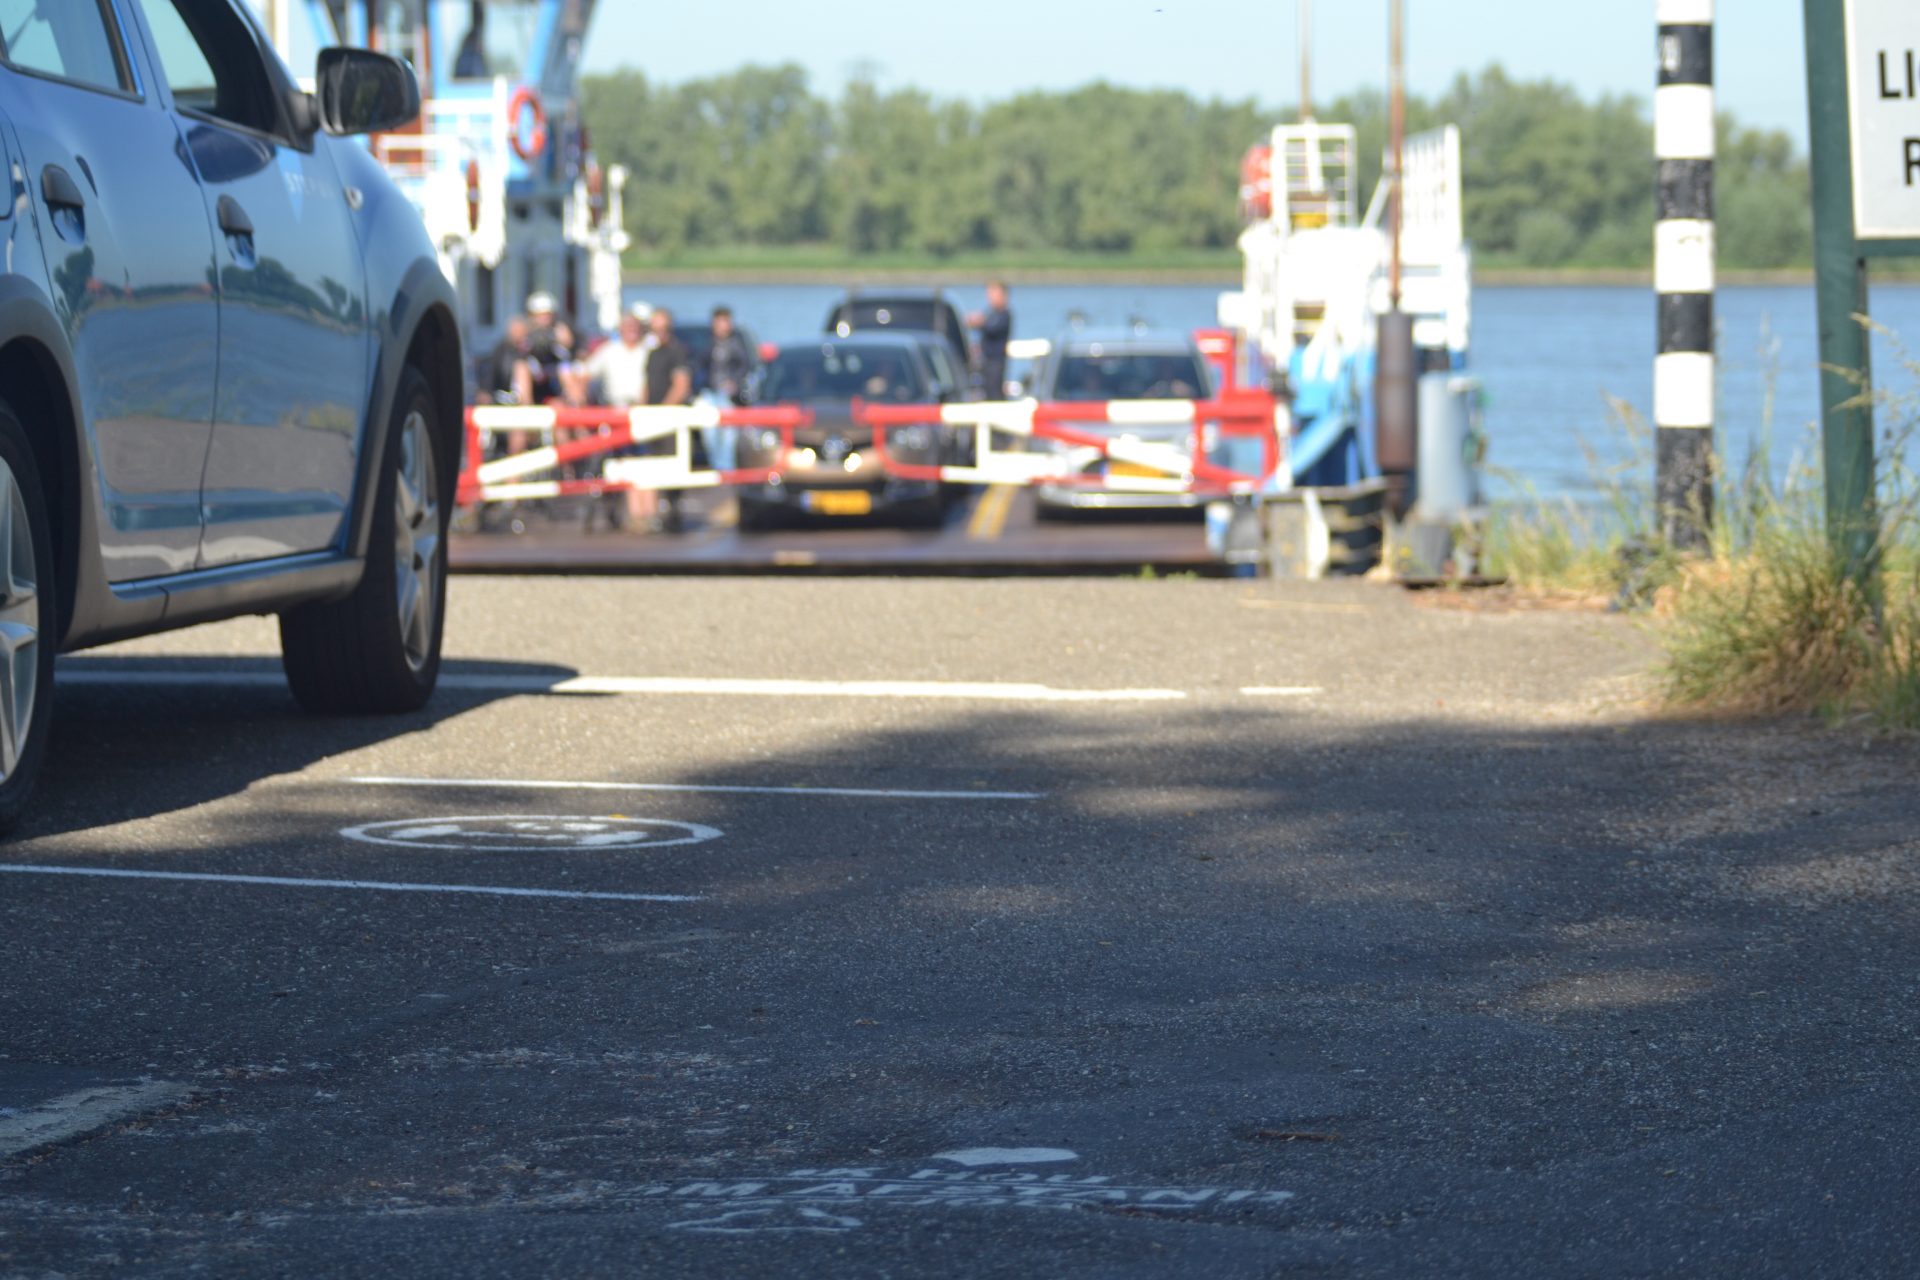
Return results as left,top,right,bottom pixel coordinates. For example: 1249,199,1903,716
313,48,421,137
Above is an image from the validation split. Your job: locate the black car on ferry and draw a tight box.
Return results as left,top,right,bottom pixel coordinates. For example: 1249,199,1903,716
734,332,965,531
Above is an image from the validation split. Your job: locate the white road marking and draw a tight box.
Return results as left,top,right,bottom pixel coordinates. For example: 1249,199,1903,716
1239,686,1323,697
347,777,1044,802
340,815,723,853
933,1147,1079,1166
57,668,1186,704
0,864,699,903
0,1080,192,1158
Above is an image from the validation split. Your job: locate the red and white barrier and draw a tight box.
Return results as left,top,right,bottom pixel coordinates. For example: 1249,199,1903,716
458,394,1287,508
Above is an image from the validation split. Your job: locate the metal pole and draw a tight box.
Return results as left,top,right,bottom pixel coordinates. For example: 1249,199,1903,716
1375,0,1417,517
1803,0,1878,584
1299,0,1313,121
1387,0,1405,308
1654,0,1715,551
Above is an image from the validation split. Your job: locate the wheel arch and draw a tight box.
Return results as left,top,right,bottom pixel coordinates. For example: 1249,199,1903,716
403,300,464,502
0,335,82,646
345,256,463,561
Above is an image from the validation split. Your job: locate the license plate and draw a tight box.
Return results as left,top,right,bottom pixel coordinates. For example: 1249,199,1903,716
804,490,873,516
1107,462,1164,480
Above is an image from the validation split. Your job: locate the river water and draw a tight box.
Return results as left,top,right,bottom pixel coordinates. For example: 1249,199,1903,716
621,279,1920,504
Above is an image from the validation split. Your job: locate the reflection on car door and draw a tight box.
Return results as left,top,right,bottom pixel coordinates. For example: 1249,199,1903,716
0,2,219,582
133,0,370,567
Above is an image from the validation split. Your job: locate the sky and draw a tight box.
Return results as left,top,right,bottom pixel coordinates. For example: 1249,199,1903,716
580,0,1813,146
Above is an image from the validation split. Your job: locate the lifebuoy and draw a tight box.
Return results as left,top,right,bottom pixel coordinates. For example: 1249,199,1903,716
1239,144,1272,222
508,87,548,162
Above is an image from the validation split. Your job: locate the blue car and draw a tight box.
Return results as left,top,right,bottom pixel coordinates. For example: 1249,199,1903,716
0,1,464,830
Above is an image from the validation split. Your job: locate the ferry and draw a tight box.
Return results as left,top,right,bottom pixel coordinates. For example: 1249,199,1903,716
247,0,630,380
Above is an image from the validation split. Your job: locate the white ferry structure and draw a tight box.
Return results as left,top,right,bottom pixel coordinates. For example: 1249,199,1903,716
249,0,629,381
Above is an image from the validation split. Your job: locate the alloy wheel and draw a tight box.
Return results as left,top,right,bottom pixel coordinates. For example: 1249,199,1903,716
0,458,39,779
392,409,441,675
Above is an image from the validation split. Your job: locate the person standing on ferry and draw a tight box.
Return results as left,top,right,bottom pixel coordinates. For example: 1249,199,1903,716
968,279,1013,399
641,307,694,532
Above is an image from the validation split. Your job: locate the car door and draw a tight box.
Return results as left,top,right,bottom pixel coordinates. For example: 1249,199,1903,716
131,0,370,567
0,0,219,582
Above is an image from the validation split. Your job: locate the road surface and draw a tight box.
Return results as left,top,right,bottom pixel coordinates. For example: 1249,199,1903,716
2,576,1915,1277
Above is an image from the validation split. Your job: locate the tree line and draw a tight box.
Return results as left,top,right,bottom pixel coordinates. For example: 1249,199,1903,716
581,63,1812,270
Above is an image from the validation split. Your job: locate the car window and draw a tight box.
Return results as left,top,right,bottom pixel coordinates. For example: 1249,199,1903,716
924,345,961,394
1052,352,1208,402
760,345,927,402
135,0,279,137
0,0,132,93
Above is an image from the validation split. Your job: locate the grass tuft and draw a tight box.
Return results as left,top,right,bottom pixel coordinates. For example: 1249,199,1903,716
1487,324,1920,730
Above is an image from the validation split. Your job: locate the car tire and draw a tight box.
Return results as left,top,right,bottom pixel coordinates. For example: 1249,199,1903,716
280,367,448,714
0,400,57,836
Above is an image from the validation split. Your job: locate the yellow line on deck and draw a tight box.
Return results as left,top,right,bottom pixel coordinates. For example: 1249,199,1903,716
966,485,1017,541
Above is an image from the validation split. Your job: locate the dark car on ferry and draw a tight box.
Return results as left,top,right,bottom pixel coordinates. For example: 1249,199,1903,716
734,333,963,530
823,290,974,386
0,2,462,832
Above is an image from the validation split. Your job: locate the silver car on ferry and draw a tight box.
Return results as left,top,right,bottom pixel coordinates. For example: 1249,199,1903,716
1028,329,1217,513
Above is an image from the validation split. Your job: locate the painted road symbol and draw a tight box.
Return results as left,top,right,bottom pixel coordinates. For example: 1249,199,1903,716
341,815,723,853
654,1148,1296,1235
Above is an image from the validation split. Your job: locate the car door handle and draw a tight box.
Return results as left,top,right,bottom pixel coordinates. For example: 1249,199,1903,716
217,195,253,237
40,165,83,213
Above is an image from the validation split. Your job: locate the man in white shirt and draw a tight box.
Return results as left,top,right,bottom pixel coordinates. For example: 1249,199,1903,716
566,304,659,529
569,305,654,408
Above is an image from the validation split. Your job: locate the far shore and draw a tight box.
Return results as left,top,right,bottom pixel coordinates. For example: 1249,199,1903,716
620,264,1858,289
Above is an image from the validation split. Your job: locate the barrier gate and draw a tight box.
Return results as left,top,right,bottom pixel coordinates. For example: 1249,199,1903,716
457,393,1289,508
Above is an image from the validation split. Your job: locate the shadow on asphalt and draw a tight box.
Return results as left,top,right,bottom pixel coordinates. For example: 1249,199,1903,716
31,656,581,838
7,683,1919,1273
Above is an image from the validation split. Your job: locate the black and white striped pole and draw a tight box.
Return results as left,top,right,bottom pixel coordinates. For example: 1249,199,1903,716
1655,0,1715,551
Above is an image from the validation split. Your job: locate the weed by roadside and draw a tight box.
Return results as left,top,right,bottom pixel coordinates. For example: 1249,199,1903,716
1482,329,1920,730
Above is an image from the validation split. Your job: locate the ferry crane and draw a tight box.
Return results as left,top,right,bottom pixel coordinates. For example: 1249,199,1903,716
248,0,630,377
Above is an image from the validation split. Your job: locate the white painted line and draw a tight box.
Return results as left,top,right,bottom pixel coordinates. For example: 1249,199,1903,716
0,864,700,903
347,777,1045,802
58,669,1187,704
446,675,1189,703
934,1147,1078,1166
1240,686,1323,697
0,1081,193,1158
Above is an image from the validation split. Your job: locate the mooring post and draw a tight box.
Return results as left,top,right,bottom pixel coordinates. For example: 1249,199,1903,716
1654,0,1716,551
1375,0,1417,520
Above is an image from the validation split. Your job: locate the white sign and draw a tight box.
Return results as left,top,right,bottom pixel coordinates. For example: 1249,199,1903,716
1848,0,1920,238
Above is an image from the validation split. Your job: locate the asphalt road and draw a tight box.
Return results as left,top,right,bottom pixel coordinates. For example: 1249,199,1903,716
450,485,1226,575
2,576,1916,1277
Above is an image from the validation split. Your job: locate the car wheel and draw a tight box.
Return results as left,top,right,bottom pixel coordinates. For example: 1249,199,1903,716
280,367,448,714
0,401,56,836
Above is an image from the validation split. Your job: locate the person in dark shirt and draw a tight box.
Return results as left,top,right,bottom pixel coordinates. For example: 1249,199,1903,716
633,307,693,532
483,317,531,405
968,279,1012,399
644,307,692,407
522,292,574,404
705,305,756,405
